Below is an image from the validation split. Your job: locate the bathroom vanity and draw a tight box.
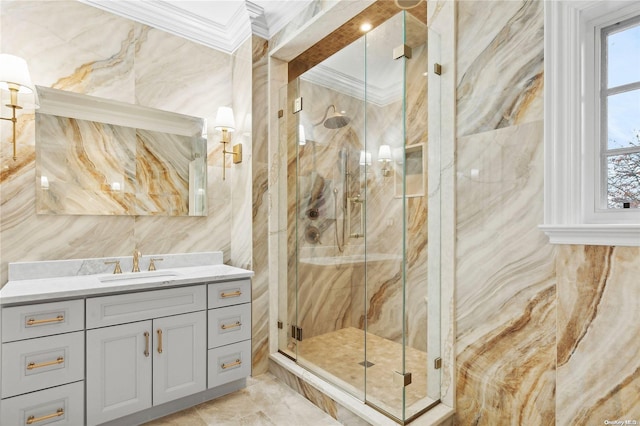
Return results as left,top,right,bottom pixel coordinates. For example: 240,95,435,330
0,252,253,426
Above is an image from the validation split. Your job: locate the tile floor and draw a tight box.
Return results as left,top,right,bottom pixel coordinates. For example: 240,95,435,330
142,373,342,426
295,327,432,419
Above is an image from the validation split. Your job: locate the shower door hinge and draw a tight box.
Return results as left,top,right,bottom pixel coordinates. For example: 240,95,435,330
434,357,442,369
277,320,283,329
293,97,303,114
393,44,412,60
291,325,303,341
433,63,442,75
393,371,412,387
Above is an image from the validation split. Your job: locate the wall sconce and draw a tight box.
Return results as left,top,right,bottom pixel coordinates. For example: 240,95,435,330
214,106,242,180
393,147,404,164
359,150,372,174
40,175,49,190
0,54,39,161
378,144,392,177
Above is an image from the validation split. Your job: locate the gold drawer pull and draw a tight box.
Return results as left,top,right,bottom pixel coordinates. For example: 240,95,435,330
221,321,241,330
26,408,64,424
221,359,242,369
26,315,64,326
157,329,163,354
27,357,64,370
220,290,241,298
144,331,150,357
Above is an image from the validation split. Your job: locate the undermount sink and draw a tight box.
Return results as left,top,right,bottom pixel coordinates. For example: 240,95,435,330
99,270,181,285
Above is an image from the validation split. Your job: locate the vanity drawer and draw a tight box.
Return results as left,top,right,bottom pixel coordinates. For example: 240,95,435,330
1,331,84,398
208,303,251,349
0,381,84,426
207,340,251,389
2,300,84,343
208,279,251,308
86,285,206,329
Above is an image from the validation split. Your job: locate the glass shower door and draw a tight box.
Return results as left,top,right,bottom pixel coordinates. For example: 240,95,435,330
278,3,440,423
362,9,435,421
292,35,368,401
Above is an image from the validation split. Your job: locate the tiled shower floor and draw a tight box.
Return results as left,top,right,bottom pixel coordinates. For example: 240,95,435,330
295,327,433,419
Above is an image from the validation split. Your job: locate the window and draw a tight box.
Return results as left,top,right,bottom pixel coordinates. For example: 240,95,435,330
542,1,640,246
600,17,640,211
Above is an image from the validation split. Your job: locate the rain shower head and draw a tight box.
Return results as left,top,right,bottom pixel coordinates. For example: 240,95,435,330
315,104,351,129
324,112,350,129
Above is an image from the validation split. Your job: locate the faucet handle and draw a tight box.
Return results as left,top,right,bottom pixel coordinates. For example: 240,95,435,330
148,258,164,271
105,260,122,274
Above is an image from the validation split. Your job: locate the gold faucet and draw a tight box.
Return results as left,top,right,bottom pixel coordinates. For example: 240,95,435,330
132,249,141,272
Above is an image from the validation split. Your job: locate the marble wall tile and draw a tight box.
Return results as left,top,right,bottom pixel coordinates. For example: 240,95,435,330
456,0,543,137
250,36,271,375
427,0,456,406
2,1,137,102
267,56,289,356
455,120,556,424
0,1,240,284
557,245,640,424
231,37,253,272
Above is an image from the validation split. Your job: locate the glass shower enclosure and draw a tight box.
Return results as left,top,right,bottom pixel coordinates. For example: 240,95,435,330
279,9,440,423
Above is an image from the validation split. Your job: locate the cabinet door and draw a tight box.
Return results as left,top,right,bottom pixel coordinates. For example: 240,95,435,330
153,311,206,405
86,321,152,426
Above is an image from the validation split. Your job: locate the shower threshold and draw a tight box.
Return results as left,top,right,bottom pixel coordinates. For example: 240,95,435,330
269,353,454,425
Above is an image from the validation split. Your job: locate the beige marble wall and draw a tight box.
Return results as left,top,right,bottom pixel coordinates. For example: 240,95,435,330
0,1,241,284
250,35,271,375
455,1,640,424
557,245,640,424
454,1,554,423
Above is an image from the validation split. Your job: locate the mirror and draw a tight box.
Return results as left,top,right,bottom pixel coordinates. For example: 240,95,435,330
35,87,207,216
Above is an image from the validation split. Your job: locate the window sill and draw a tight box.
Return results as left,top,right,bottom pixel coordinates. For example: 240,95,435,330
539,224,640,246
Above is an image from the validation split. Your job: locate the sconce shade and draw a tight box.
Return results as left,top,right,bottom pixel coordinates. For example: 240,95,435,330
0,54,35,93
359,150,372,166
393,147,404,164
378,144,392,161
298,124,306,145
214,106,235,131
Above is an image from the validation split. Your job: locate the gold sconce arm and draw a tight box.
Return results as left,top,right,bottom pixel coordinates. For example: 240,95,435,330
0,86,21,161
0,54,39,161
220,130,242,181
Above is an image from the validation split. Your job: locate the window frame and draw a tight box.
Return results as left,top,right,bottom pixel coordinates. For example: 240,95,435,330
598,15,640,213
541,1,640,246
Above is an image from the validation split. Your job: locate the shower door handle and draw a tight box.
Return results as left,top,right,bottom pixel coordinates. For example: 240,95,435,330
291,325,303,341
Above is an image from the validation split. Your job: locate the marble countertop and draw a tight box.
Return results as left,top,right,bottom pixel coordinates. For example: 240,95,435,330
1,252,253,305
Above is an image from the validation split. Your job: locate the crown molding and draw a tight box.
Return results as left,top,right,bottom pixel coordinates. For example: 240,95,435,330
80,0,315,53
246,1,270,39
79,0,251,54
301,64,402,107
264,1,314,39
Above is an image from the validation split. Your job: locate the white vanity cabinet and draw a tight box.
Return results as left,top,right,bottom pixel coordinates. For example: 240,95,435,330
0,254,253,426
207,279,252,388
85,286,207,425
0,300,86,426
